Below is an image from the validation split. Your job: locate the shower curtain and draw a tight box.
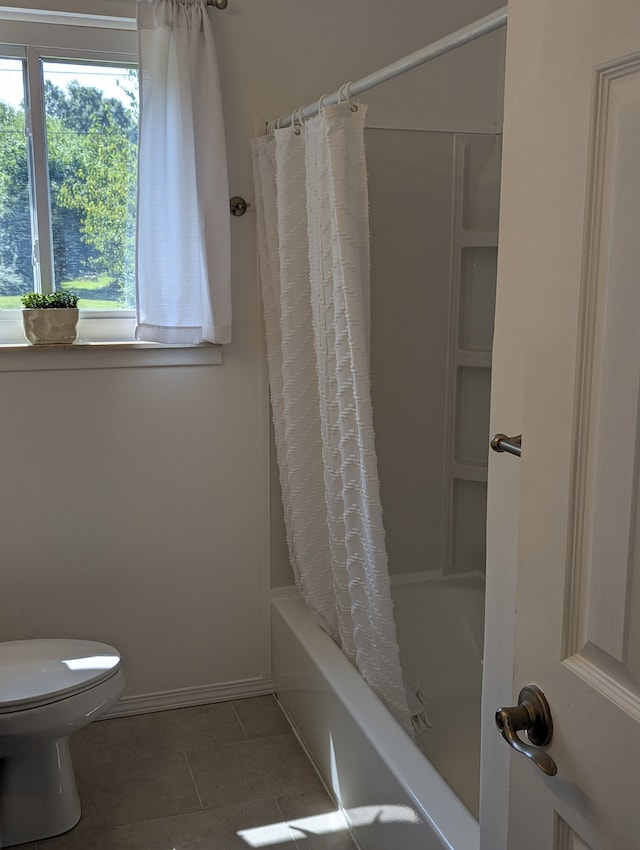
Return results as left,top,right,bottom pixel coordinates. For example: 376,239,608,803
252,102,412,735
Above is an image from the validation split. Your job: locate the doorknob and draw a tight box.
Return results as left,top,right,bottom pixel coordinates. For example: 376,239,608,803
490,433,522,457
495,684,558,776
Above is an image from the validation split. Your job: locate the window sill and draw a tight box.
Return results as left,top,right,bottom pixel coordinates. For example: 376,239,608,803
0,340,223,372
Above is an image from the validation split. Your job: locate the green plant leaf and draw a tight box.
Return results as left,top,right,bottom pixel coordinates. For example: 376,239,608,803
21,290,79,308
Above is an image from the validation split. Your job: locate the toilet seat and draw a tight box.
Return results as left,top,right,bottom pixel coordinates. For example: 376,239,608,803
0,639,121,713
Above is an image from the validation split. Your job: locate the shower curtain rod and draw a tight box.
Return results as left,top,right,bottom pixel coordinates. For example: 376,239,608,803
269,5,507,130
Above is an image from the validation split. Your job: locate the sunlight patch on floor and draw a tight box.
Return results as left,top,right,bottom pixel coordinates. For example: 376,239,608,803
237,804,420,847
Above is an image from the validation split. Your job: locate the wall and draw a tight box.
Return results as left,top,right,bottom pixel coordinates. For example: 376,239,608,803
0,0,504,710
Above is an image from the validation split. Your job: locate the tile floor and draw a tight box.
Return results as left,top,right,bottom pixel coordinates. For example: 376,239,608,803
20,696,357,850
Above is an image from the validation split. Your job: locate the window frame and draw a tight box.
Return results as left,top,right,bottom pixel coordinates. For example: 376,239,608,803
0,14,223,367
0,22,139,342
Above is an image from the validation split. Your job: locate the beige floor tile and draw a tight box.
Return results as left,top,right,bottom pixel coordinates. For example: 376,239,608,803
73,751,201,832
36,798,297,850
231,695,292,739
34,811,98,849
277,791,358,850
187,734,324,810
30,700,335,850
71,703,245,768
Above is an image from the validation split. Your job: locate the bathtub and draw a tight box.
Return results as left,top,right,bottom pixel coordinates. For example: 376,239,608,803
271,588,480,850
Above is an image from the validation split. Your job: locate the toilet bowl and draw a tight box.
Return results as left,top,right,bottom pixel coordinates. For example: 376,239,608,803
0,639,124,847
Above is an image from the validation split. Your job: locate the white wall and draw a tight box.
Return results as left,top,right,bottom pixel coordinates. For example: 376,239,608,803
0,0,504,709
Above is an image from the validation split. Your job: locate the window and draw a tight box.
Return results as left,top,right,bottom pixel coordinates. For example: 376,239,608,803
0,18,140,344
0,12,225,363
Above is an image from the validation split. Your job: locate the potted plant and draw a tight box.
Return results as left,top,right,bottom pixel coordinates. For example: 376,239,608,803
20,291,80,345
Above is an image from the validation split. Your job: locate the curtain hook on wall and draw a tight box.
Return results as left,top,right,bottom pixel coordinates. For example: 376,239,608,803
230,196,251,217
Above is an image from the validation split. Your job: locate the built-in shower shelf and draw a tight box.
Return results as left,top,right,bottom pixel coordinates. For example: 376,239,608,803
443,133,501,576
452,463,488,482
460,230,499,248
455,350,492,368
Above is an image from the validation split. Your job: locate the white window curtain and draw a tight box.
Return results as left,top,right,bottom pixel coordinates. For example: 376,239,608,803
252,103,412,736
136,0,231,344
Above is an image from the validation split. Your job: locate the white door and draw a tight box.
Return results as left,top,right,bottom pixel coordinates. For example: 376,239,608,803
482,0,640,848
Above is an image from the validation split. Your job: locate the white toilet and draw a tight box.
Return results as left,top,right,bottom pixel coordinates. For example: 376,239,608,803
0,639,124,847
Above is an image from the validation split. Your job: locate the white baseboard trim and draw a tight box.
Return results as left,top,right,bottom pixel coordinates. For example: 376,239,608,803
105,677,275,719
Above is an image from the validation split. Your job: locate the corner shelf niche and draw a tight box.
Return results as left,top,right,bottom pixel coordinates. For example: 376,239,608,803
442,133,501,576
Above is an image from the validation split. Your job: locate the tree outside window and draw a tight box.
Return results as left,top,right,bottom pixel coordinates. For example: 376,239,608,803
0,57,138,311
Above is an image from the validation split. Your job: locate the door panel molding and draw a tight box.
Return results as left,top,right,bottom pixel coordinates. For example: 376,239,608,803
554,812,594,850
563,53,640,720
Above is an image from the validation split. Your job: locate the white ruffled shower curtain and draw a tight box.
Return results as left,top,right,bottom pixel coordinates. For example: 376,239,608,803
252,103,412,735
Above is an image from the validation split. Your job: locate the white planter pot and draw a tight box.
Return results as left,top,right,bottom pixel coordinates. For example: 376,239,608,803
22,308,79,345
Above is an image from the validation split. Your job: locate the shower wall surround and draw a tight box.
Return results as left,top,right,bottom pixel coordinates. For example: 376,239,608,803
369,129,501,579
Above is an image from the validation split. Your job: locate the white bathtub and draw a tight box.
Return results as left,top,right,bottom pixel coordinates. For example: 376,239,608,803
271,589,480,850
391,574,485,819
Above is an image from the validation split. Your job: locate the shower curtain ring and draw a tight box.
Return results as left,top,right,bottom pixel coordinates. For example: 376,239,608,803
292,106,305,135
338,82,358,111
338,82,352,101
317,92,331,113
